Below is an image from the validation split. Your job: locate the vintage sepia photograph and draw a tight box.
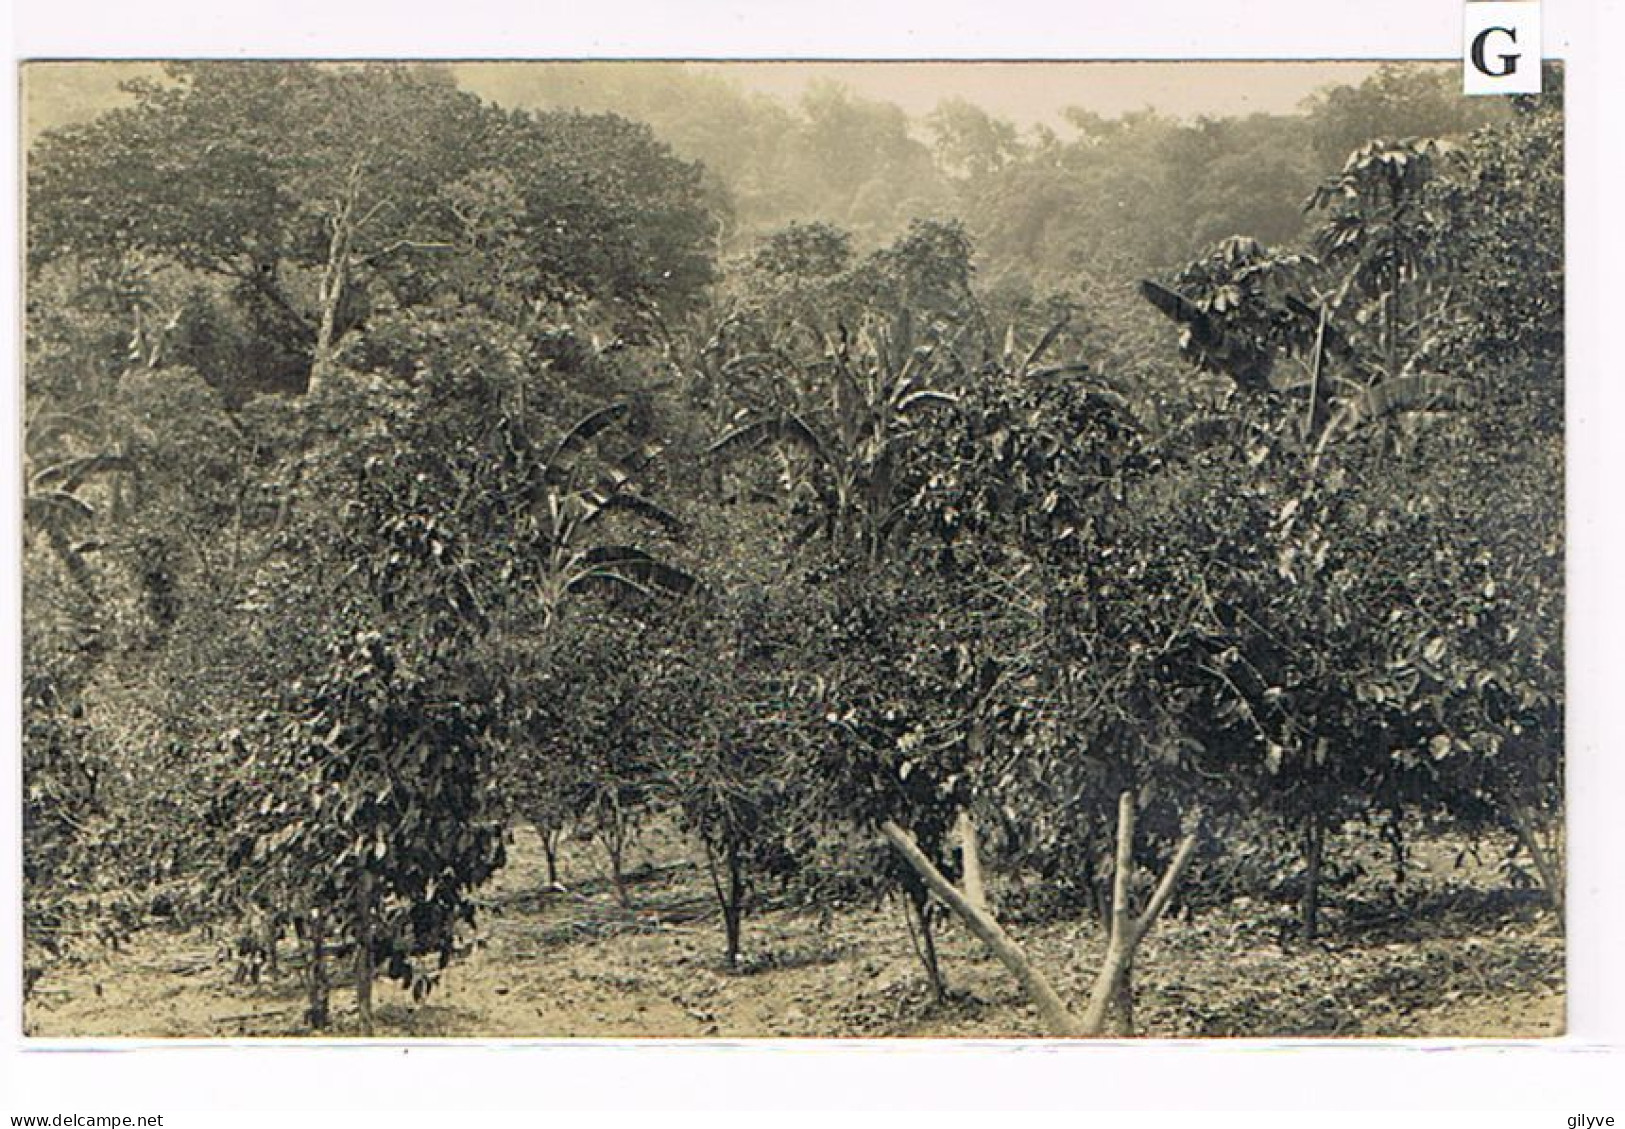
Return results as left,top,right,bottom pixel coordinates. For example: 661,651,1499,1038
19,58,1564,1040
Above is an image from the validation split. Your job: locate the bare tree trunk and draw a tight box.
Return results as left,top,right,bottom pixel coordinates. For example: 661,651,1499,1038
353,873,375,1037
884,798,1198,1039
1080,792,1200,1036
881,820,1082,1037
1302,817,1325,941
538,823,562,888
914,891,947,1003
600,803,632,909
958,810,988,914
1305,304,1328,442
1082,792,1139,1032
722,900,743,968
605,831,630,909
704,837,746,968
726,841,746,967
310,228,349,394
306,909,330,1031
264,911,280,979
1508,797,1564,919
309,175,359,395
1113,952,1136,1037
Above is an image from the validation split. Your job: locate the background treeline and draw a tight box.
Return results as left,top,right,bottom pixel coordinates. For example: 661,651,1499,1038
465,61,1507,267
22,61,1562,1035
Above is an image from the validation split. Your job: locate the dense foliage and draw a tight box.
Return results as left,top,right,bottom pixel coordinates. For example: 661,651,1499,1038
21,62,1562,1033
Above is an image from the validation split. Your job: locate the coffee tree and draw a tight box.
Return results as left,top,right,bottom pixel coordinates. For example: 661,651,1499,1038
651,528,819,967
216,360,510,1031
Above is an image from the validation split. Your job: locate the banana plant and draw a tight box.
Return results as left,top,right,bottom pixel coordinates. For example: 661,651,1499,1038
22,408,132,595
1308,138,1456,384
1141,221,1475,464
526,401,698,628
1137,236,1317,395
709,314,962,565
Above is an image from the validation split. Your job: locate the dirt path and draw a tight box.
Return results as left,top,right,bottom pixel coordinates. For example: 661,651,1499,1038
24,823,1563,1039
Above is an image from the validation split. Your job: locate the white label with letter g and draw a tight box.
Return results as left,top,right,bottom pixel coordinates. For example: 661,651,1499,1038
1465,1,1542,94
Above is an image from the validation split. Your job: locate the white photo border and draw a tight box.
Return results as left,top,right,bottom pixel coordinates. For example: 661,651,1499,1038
4,0,1621,1117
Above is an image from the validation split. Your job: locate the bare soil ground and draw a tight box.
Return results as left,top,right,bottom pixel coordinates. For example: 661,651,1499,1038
24,822,1563,1039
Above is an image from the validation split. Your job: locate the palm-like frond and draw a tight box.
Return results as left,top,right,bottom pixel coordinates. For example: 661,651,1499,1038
24,410,104,451
29,453,132,493
1282,295,1357,364
23,493,100,594
573,545,699,597
1021,321,1068,373
550,402,631,466
1343,374,1475,426
1149,414,1288,461
894,389,960,414
617,440,666,479
25,491,96,527
1138,279,1216,344
562,569,659,602
709,414,829,464
591,490,686,535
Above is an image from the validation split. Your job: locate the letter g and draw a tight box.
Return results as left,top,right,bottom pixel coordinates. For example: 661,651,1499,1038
1472,26,1521,77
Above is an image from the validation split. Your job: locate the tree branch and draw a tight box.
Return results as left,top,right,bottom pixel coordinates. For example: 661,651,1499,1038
880,819,1082,1037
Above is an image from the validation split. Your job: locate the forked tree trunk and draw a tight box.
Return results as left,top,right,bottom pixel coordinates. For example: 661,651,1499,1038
1080,792,1199,1035
883,790,1198,1038
882,820,1081,1036
917,898,946,1003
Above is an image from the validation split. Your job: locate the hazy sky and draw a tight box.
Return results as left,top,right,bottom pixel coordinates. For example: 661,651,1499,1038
25,59,1396,144
686,61,1388,126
